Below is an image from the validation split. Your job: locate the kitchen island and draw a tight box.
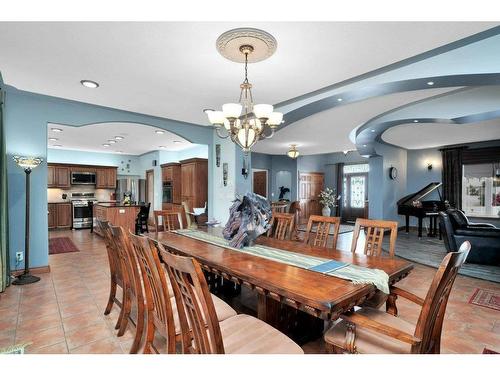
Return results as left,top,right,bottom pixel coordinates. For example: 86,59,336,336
93,203,141,236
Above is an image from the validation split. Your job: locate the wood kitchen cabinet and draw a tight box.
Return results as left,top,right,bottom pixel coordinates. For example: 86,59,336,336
48,203,57,229
161,162,181,204
48,202,72,229
180,158,207,212
96,167,117,189
47,165,70,188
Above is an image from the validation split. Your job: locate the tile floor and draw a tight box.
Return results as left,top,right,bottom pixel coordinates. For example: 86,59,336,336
0,228,499,354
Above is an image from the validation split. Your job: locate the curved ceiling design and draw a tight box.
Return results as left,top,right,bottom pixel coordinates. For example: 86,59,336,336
47,122,194,155
382,118,500,150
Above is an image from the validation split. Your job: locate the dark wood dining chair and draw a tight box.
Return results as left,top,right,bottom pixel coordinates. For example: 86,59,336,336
324,241,471,354
303,215,341,249
267,212,295,240
128,232,176,354
109,225,145,354
157,248,304,354
350,218,398,257
97,219,123,322
153,210,183,232
135,202,151,234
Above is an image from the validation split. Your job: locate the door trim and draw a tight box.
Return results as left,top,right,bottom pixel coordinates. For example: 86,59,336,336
145,169,154,221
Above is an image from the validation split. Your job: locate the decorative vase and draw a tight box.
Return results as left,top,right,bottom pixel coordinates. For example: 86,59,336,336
322,206,331,217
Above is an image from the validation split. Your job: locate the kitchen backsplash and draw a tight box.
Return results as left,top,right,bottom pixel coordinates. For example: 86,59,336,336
48,187,115,203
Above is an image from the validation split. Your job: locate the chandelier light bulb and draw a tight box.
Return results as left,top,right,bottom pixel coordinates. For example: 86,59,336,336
268,112,283,126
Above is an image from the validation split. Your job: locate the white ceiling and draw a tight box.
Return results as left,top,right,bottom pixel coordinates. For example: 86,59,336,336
47,122,193,155
0,21,495,128
252,87,456,155
382,118,500,149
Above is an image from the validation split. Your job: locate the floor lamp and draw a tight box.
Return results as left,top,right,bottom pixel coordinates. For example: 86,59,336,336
12,155,43,285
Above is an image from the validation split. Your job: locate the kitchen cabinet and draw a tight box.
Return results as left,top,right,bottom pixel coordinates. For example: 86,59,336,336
47,165,70,188
161,163,181,204
48,203,57,229
180,158,207,212
96,167,117,189
48,202,72,229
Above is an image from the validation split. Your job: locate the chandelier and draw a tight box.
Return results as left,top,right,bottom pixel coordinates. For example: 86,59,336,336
205,28,283,152
287,144,300,159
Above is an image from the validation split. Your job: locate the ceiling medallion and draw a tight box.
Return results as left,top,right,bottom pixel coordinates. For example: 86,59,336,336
206,28,282,152
216,28,277,63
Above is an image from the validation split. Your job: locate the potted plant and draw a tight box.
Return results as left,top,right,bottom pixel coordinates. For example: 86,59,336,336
318,187,338,217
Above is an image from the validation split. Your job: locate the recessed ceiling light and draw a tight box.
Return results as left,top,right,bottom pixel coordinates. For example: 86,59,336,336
155,130,165,134
51,128,63,132
102,144,110,147
114,136,124,140
80,80,99,88
173,140,182,144
370,129,375,132
427,81,434,86
363,144,367,147
48,137,58,141
159,146,166,149
108,140,117,144
53,144,63,147
337,98,343,102
413,120,419,123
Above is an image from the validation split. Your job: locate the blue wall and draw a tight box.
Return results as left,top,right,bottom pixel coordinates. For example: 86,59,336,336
4,87,213,270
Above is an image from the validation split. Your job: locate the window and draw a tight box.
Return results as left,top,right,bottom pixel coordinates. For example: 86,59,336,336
342,163,369,208
462,163,500,218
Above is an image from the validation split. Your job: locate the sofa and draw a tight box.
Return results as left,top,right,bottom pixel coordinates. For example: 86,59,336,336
439,209,500,266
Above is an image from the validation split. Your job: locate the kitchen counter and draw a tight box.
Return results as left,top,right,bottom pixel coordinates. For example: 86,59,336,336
96,203,142,208
93,203,141,236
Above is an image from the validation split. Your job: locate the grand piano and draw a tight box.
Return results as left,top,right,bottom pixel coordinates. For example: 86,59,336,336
397,182,448,238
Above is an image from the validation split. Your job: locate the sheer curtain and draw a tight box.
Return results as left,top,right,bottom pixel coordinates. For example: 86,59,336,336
0,87,10,292
441,147,463,210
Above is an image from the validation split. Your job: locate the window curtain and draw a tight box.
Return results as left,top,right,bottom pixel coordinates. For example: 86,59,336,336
336,163,344,217
441,147,463,210
0,88,9,292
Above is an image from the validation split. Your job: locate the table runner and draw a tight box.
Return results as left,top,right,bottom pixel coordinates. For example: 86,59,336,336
173,229,390,294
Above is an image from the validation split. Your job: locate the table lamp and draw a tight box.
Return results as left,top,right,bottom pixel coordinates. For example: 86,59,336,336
12,155,43,285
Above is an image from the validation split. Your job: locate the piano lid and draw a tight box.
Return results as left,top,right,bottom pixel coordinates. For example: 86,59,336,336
397,182,443,206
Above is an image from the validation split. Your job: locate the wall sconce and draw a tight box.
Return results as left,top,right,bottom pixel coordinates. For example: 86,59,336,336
223,163,228,186
242,156,249,179
427,163,433,171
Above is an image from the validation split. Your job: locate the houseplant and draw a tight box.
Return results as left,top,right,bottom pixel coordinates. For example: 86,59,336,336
318,187,338,216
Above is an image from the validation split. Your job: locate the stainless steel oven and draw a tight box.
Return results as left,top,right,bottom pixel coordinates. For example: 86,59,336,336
162,181,173,203
71,171,96,185
71,192,96,229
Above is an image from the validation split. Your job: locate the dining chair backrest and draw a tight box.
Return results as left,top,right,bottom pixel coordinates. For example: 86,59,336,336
109,225,142,299
412,241,471,353
97,219,122,281
181,201,194,229
304,215,341,249
153,210,183,232
128,232,176,354
350,218,398,257
271,202,287,213
157,246,225,354
268,212,295,240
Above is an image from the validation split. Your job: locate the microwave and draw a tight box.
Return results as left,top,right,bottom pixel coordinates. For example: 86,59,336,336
71,171,96,185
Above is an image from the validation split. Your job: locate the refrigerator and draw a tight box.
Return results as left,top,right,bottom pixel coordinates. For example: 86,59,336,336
115,176,146,204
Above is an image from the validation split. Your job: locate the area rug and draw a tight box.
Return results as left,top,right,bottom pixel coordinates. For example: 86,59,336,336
49,237,80,255
469,288,500,311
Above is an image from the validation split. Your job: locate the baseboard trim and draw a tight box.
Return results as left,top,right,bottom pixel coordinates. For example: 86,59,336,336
11,265,51,276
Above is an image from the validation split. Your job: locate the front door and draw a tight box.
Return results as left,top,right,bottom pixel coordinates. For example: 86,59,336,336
298,172,324,224
253,170,268,198
342,171,369,222
145,169,154,221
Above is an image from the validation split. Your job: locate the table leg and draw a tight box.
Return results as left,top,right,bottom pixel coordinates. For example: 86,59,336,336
386,293,398,316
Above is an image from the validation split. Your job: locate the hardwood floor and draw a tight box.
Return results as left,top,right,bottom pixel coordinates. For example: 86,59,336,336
0,228,498,354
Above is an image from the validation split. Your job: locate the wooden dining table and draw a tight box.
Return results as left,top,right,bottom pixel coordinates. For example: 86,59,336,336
147,229,413,342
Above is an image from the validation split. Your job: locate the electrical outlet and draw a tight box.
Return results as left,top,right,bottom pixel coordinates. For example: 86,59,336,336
16,252,23,262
